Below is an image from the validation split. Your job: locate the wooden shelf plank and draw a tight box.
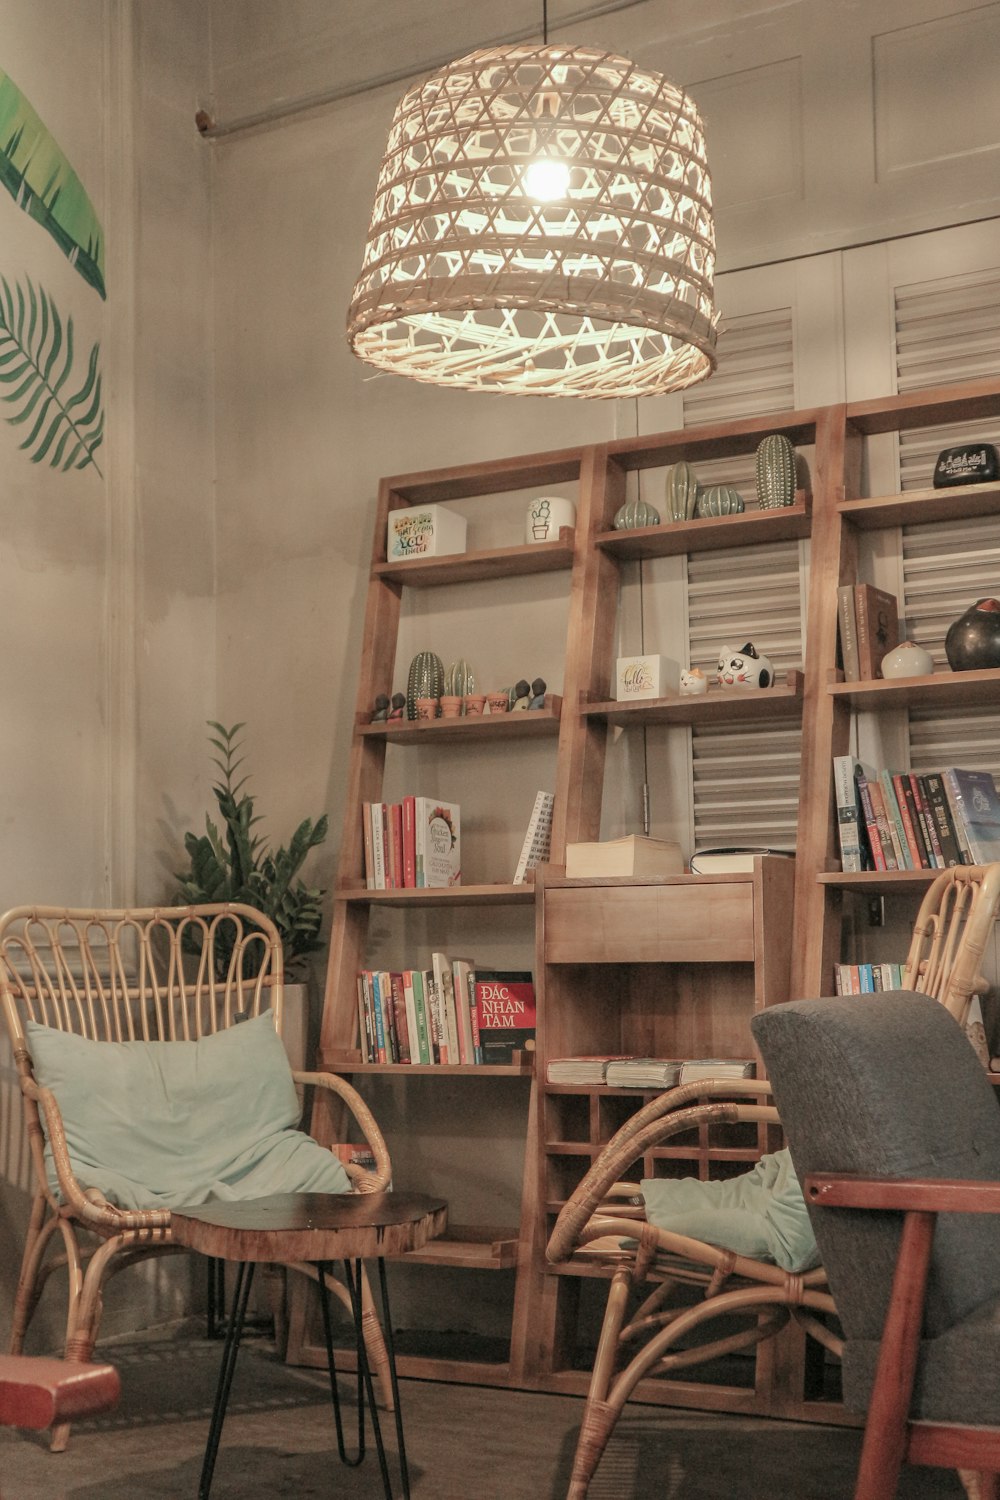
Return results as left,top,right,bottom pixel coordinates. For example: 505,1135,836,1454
583,674,803,727
320,1051,533,1077
607,409,822,469
839,480,1000,530
372,536,575,587
391,1230,520,1270
358,701,562,743
595,497,811,560
818,870,939,893
829,667,1000,710
334,883,536,907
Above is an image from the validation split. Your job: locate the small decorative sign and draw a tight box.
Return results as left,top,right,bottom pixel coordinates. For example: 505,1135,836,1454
615,654,678,700
932,443,999,488
388,505,467,560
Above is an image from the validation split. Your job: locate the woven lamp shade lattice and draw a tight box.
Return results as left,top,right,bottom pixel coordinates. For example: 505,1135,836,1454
347,44,719,399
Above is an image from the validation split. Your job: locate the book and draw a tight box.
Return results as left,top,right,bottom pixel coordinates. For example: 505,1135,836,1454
854,584,898,680
939,774,972,864
369,803,387,890
418,968,441,1063
565,835,683,879
689,846,795,874
431,950,459,1065
357,974,372,1061
677,1059,756,1083
361,802,376,890
604,1058,682,1088
837,584,860,682
451,957,477,1064
547,1056,629,1084
833,756,866,872
415,798,461,887
389,971,411,1063
513,790,555,884
403,969,431,1064
865,774,898,871
388,803,404,889
921,772,963,866
943,768,1000,863
474,971,536,1065
402,795,417,888
855,767,888,871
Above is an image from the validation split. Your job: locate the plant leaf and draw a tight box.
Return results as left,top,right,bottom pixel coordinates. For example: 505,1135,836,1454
0,275,103,476
0,70,106,298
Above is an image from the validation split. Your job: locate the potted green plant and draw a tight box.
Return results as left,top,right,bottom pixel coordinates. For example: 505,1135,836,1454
174,721,329,980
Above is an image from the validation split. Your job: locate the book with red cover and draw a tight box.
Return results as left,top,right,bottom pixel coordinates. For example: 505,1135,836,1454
893,773,929,869
474,971,536,1065
388,971,411,1063
866,776,898,871
855,770,889,871
854,584,899,679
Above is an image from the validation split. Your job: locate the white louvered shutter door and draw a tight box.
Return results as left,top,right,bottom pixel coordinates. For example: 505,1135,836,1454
682,310,805,849
894,267,1000,776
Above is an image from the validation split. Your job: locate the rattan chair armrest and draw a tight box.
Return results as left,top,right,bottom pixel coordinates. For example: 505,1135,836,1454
546,1100,779,1263
294,1070,391,1191
601,1077,775,1156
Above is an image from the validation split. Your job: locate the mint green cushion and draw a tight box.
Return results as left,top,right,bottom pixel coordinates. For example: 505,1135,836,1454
641,1148,819,1273
26,1011,351,1210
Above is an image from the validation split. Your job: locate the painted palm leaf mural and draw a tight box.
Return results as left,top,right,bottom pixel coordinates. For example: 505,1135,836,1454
0,69,105,299
0,275,103,475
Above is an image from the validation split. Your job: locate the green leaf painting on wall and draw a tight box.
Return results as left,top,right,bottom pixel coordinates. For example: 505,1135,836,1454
0,69,106,299
0,275,103,476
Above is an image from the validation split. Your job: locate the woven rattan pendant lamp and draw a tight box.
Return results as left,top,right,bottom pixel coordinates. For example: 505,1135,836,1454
347,36,719,399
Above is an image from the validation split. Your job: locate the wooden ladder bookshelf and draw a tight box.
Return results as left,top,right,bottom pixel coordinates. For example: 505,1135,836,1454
289,374,1000,1408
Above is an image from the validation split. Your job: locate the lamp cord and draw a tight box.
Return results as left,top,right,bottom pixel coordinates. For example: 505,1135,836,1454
637,428,651,836
543,0,549,43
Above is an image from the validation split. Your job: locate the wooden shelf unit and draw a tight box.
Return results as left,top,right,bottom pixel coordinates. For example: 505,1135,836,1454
299,375,1000,1406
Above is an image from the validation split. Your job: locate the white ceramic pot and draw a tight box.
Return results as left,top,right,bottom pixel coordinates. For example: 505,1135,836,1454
881,642,934,678
526,494,576,543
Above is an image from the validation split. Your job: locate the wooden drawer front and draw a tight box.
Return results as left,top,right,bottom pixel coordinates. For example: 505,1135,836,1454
544,883,754,964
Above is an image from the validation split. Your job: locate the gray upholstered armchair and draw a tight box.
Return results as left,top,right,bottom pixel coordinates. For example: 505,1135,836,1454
752,990,1000,1500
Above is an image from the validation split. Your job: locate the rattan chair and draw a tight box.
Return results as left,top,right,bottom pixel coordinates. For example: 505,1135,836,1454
547,863,1000,1500
1,903,392,1448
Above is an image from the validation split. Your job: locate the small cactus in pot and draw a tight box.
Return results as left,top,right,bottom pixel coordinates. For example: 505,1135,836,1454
664,461,700,521
406,651,444,720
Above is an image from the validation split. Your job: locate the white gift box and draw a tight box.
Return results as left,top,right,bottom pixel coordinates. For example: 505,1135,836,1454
615,654,679,700
388,505,467,561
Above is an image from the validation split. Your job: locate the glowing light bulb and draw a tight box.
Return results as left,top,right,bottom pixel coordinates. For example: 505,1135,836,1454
523,158,570,201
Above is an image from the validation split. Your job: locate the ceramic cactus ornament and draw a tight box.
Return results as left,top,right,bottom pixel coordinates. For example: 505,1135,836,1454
695,485,745,518
613,498,661,530
665,461,699,521
444,658,475,697
406,650,444,720
755,434,796,509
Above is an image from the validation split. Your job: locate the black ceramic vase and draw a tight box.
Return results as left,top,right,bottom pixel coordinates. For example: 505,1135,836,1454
944,598,1000,671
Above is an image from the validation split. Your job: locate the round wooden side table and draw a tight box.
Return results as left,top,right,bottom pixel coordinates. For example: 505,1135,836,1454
171,1190,447,1499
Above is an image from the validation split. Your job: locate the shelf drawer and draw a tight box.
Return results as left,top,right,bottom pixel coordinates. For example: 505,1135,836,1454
544,883,754,964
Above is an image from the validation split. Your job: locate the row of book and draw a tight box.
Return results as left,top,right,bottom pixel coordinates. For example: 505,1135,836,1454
357,960,535,1066
833,962,906,995
361,796,461,889
546,1056,756,1086
834,757,1000,871
837,583,898,681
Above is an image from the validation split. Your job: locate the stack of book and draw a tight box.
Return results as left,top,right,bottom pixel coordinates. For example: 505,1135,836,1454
837,583,899,681
677,1059,756,1082
362,796,460,889
604,1058,682,1088
834,757,1000,871
356,961,533,1066
834,962,905,994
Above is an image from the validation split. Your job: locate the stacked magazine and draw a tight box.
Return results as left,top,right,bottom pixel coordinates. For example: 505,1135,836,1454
604,1058,682,1088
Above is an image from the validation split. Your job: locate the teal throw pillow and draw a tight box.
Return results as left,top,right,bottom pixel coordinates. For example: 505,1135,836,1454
641,1148,820,1273
26,1010,351,1209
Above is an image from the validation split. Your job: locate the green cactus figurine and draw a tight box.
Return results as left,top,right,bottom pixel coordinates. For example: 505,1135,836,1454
695,485,746,518
444,658,475,697
613,498,661,530
406,651,444,720
755,434,796,510
665,461,700,521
